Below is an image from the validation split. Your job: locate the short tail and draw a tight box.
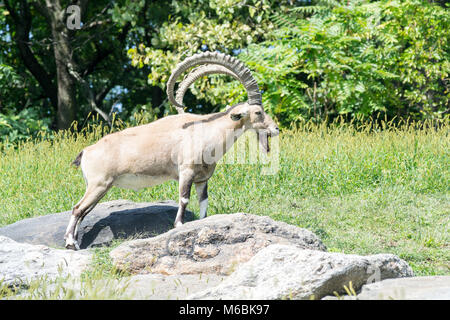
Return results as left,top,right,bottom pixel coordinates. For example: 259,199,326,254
72,151,84,167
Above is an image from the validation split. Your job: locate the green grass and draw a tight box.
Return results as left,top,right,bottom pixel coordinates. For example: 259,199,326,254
0,271,135,300
0,118,449,277
0,239,134,299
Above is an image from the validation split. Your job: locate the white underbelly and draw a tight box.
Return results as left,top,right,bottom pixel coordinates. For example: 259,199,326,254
113,174,169,191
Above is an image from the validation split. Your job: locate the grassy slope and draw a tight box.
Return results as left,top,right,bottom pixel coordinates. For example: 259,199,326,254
0,120,448,276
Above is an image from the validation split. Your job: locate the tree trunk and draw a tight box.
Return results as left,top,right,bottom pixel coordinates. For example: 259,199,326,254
53,31,77,130
4,0,58,110
5,0,134,130
47,1,78,130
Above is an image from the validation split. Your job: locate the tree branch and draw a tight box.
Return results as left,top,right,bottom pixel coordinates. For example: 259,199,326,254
31,1,51,23
74,0,89,19
95,82,115,106
67,63,111,124
81,19,111,30
4,0,58,108
81,21,132,77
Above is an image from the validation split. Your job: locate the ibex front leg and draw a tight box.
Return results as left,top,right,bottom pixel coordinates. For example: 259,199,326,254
174,169,194,227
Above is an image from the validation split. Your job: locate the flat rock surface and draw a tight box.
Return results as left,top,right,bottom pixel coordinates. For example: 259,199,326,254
110,213,327,276
188,244,414,300
0,236,92,287
121,274,227,299
338,276,450,300
0,200,193,249
18,273,227,300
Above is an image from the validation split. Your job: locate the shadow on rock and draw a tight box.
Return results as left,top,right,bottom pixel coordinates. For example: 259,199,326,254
0,200,193,249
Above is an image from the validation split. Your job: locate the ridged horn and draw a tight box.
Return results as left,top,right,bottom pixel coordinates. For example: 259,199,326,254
167,51,262,113
175,64,240,113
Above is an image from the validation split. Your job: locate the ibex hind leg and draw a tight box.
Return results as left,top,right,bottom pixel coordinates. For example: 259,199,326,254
65,181,112,250
195,181,208,219
72,190,108,246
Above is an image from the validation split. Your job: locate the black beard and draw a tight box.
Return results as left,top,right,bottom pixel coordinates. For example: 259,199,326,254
257,130,270,153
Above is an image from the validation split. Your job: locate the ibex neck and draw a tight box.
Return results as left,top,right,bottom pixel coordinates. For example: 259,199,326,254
189,112,246,164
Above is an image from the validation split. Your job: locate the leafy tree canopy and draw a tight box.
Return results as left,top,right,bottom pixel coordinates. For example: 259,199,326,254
131,0,449,125
0,0,448,145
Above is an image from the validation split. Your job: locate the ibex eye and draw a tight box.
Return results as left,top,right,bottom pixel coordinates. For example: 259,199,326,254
255,111,262,115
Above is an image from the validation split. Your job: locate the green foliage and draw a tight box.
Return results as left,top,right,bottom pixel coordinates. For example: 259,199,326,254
2,0,446,138
129,0,449,125
0,108,51,147
0,64,32,117
237,0,449,125
127,0,291,113
0,65,51,146
221,44,309,123
0,64,22,101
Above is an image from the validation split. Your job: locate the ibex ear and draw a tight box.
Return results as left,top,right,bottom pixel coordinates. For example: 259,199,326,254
230,108,249,121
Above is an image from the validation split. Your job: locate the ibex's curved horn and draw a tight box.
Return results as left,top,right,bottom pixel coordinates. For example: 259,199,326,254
167,51,262,113
174,64,240,113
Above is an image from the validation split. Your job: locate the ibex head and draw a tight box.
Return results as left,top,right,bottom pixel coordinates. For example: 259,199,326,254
166,51,279,152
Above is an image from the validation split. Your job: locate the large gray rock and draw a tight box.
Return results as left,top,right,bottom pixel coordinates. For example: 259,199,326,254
110,213,326,276
0,236,92,288
0,200,193,249
188,244,413,300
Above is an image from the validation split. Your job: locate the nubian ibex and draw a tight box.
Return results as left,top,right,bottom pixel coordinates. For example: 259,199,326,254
65,51,279,250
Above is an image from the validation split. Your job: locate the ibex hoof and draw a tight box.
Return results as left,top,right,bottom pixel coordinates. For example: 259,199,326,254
65,236,80,250
174,221,183,228
65,243,80,250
